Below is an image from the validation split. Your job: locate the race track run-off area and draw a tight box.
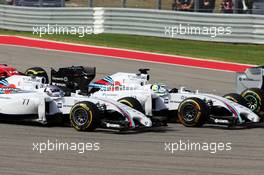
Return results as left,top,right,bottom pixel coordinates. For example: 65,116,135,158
0,44,263,175
0,36,253,72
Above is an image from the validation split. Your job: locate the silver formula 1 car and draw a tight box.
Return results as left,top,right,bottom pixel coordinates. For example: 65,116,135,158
0,75,160,132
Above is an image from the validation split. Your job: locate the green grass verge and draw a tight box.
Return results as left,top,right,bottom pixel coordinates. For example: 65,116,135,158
0,29,263,65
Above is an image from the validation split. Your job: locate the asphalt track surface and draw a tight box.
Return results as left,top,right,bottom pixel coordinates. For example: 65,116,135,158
0,45,263,175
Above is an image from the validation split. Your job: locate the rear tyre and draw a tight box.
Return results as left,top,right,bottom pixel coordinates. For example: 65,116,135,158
70,101,100,131
223,93,248,107
178,97,208,127
118,97,144,113
241,88,264,113
25,67,49,84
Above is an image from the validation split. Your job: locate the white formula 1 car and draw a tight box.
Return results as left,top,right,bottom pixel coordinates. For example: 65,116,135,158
0,75,162,132
87,69,261,127
4,66,261,128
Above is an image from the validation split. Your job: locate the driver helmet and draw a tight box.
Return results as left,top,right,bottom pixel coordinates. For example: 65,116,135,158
44,85,64,97
151,84,166,95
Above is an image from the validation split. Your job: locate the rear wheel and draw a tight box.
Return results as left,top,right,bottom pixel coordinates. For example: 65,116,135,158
25,67,49,84
70,101,101,131
178,97,208,127
118,97,144,113
241,88,264,113
223,93,248,107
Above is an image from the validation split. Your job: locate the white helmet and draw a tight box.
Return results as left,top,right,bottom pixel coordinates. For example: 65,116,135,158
44,85,64,97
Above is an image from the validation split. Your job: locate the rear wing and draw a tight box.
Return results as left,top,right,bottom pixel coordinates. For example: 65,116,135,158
236,66,264,93
51,66,96,95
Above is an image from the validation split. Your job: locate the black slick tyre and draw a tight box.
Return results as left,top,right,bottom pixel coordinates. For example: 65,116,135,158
178,97,208,127
70,101,100,131
25,67,49,84
118,97,144,113
241,88,264,113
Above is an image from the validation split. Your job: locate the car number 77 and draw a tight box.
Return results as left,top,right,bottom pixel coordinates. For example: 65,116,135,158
22,99,30,105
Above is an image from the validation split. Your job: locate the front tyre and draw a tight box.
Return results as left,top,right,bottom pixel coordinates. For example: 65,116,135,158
25,67,49,84
70,102,100,131
241,88,264,113
223,93,248,107
118,97,144,113
178,97,208,127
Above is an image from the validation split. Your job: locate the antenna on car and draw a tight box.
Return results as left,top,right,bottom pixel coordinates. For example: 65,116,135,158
137,69,150,81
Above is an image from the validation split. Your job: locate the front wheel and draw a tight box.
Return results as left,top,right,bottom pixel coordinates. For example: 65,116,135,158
118,97,144,113
70,101,101,131
223,93,248,107
178,97,208,127
241,88,264,113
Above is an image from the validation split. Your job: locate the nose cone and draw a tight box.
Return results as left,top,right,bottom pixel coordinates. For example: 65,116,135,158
241,110,261,123
250,112,261,123
144,119,152,127
138,116,152,127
